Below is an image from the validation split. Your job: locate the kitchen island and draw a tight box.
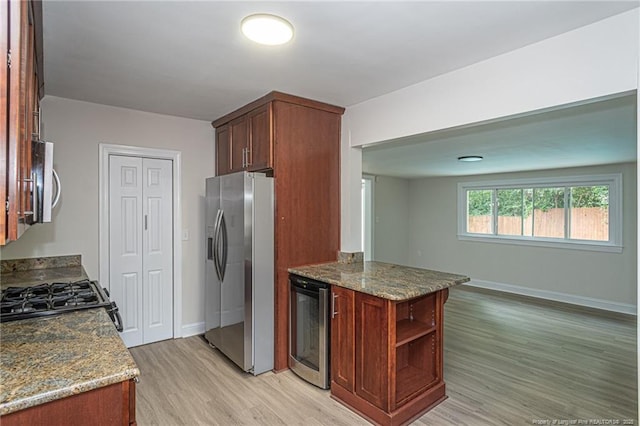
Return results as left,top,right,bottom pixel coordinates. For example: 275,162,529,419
0,256,139,425
289,260,469,426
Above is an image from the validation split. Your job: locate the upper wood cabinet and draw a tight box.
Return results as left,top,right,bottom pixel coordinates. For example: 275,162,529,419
215,124,232,176
212,91,344,371
214,103,273,175
246,103,272,171
2,0,44,245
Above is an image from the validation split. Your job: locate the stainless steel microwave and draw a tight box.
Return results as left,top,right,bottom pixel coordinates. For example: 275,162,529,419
31,140,60,223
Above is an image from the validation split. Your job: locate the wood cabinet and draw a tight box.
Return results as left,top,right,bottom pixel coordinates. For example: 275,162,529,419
214,103,273,175
331,286,355,392
2,379,137,426
2,0,44,245
331,286,449,426
212,92,344,371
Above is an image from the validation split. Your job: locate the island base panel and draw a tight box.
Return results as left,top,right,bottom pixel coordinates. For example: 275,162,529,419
1,380,136,426
332,380,446,426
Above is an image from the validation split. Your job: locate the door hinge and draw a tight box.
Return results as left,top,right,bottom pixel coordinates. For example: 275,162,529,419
5,200,9,213
7,50,11,69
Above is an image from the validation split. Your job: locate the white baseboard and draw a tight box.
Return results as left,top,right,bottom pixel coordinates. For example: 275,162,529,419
181,322,205,338
464,279,637,316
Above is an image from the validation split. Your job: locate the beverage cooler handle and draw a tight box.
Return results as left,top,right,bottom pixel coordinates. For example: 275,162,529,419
331,293,338,319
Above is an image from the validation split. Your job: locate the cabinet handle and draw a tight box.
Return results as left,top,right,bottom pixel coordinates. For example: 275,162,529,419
241,148,246,168
245,147,251,166
331,293,338,318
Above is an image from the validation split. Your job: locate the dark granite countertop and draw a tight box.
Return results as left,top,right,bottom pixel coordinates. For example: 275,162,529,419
0,265,88,290
288,261,470,301
0,256,140,415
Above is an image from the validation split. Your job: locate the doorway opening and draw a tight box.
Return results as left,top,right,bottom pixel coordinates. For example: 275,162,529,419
99,144,183,347
362,175,374,261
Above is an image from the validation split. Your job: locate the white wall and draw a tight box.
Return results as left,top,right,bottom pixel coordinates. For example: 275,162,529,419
407,163,637,309
340,115,363,252
372,176,410,265
0,96,215,328
346,9,639,148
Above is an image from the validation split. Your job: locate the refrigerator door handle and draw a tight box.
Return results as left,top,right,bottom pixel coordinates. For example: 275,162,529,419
207,237,214,261
219,210,228,281
213,209,223,281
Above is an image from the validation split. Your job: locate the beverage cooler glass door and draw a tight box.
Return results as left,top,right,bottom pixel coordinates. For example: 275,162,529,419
289,275,330,389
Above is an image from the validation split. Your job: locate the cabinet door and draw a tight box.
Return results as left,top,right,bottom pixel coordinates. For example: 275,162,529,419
331,286,355,392
216,124,231,176
1,0,9,245
2,380,135,426
229,116,247,173
247,103,272,171
5,0,32,242
355,292,389,410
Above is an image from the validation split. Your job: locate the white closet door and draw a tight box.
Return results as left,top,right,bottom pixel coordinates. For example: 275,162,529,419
142,158,173,343
109,156,144,347
109,155,173,348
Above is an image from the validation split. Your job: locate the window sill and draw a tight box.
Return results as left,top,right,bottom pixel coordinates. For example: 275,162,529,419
457,234,623,253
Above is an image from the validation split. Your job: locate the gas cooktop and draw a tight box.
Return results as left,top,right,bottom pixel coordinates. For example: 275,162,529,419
0,279,123,331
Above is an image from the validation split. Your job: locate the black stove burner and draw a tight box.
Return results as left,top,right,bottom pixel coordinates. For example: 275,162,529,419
0,279,123,331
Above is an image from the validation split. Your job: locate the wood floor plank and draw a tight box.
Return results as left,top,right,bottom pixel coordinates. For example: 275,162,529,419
130,286,637,425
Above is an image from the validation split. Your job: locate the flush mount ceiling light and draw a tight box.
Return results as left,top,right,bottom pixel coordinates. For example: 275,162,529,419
457,155,484,162
241,14,294,46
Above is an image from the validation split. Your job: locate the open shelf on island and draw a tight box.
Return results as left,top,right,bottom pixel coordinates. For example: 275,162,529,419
396,320,436,347
395,333,438,405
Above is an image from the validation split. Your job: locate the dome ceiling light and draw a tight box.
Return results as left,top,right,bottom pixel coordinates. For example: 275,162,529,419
457,155,484,162
241,14,294,46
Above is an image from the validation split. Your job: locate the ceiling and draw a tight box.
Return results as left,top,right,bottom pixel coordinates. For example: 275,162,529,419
42,1,638,177
362,95,637,178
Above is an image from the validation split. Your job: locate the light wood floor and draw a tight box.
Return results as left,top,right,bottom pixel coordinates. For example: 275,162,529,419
130,286,637,425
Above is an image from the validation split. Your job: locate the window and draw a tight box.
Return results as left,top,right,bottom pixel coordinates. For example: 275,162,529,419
458,174,622,252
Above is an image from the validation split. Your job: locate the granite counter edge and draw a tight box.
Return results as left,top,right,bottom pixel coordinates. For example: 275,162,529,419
0,368,140,416
288,266,470,301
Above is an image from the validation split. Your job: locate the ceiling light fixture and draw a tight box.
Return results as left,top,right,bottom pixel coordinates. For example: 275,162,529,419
241,14,294,46
457,155,484,162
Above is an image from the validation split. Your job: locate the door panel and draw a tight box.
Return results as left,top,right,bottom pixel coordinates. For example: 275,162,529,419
219,173,248,369
110,156,144,347
331,286,355,392
247,104,272,171
230,117,247,173
216,125,231,175
148,270,163,326
204,178,221,340
142,158,173,344
122,273,140,332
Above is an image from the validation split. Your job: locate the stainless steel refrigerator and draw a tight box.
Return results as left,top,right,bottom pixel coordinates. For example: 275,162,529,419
204,172,274,375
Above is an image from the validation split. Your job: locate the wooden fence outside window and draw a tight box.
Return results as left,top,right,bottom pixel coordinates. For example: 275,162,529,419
467,207,609,241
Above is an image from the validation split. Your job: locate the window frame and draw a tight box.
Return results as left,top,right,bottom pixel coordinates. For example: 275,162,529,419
457,173,623,253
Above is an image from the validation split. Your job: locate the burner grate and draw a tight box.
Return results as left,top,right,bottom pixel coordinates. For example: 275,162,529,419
1,280,109,321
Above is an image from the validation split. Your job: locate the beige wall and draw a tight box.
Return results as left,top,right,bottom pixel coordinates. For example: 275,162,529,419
0,96,215,328
407,163,637,306
372,176,410,265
